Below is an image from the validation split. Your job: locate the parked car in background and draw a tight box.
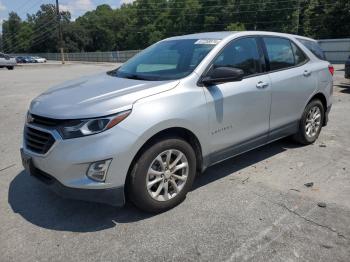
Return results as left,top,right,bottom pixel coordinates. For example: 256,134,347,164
16,56,29,63
21,31,333,213
33,56,47,63
25,56,36,63
345,55,350,79
0,53,17,70
17,56,36,63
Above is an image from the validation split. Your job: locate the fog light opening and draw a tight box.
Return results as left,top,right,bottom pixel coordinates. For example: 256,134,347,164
86,159,112,182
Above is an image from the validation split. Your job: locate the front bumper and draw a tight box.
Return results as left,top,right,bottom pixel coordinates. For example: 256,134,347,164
21,148,125,206
21,121,141,207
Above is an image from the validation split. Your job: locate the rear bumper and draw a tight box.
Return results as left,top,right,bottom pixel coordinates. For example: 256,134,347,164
324,104,332,126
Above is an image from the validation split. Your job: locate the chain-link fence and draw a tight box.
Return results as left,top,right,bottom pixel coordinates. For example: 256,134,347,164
12,50,141,63
11,38,350,64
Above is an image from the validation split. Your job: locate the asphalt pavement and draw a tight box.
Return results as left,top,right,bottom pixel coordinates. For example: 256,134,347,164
0,63,349,261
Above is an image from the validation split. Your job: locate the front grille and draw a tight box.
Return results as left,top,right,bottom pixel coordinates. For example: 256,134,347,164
25,126,55,154
29,114,63,127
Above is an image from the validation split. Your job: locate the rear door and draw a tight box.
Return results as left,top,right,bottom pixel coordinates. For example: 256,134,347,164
202,37,272,163
262,36,317,139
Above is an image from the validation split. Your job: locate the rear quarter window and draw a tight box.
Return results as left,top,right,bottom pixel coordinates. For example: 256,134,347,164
297,38,326,60
263,37,295,71
291,42,308,65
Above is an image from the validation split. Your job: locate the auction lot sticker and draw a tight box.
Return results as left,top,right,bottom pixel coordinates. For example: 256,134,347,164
195,39,221,45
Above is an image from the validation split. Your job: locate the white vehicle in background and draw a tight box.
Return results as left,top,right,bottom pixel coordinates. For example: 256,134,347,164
33,56,47,63
0,53,17,70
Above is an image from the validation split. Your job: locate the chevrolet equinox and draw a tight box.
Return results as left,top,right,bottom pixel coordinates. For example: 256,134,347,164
21,31,333,213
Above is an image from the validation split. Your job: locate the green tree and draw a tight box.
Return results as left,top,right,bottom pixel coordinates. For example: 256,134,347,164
2,12,22,53
1,0,349,53
29,4,60,52
303,0,350,39
15,22,33,52
225,22,246,31
76,5,117,51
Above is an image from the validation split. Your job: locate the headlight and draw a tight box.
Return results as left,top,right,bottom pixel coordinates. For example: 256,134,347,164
58,110,131,139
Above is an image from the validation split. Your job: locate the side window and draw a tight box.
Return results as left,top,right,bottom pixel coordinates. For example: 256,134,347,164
263,37,295,71
297,38,326,60
291,42,308,65
213,37,262,77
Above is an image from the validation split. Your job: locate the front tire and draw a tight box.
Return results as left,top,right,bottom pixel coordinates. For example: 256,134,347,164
293,99,324,145
7,66,14,70
129,138,196,213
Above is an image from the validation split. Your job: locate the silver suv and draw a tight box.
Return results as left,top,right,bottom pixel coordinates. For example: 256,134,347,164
21,31,333,212
0,53,16,70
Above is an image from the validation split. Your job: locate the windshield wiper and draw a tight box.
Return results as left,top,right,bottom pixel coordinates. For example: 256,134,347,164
107,70,160,81
123,74,151,81
106,69,118,76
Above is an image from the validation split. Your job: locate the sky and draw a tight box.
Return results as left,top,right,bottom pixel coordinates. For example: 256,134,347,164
0,0,135,30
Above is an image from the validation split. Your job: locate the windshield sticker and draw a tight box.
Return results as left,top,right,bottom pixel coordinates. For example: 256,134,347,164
195,39,221,45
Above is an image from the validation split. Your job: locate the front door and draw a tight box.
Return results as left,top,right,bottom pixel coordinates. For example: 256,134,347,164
202,37,272,163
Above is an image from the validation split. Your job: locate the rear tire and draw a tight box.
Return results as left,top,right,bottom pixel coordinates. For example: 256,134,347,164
7,66,14,70
293,99,324,145
128,138,196,213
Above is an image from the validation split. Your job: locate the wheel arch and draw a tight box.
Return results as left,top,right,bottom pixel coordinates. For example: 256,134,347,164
124,127,204,198
307,92,328,126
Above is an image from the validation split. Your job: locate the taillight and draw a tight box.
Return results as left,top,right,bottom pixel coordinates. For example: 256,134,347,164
328,65,334,76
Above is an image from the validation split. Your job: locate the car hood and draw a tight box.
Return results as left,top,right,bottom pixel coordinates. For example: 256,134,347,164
30,72,179,119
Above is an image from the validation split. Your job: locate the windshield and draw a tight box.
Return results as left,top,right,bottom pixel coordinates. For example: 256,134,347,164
111,39,219,81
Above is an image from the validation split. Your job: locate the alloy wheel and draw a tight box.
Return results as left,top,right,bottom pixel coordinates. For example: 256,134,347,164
146,149,189,201
305,106,322,138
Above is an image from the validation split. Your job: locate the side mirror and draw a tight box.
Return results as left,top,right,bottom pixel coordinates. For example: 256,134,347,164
201,67,244,86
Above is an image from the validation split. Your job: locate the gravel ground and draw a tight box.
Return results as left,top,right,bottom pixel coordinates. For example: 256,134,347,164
0,63,349,262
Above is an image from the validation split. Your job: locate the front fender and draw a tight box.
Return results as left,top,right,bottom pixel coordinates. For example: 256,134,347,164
117,84,210,175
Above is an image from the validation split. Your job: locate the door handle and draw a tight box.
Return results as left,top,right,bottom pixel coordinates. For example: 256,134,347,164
256,81,269,89
303,70,312,77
